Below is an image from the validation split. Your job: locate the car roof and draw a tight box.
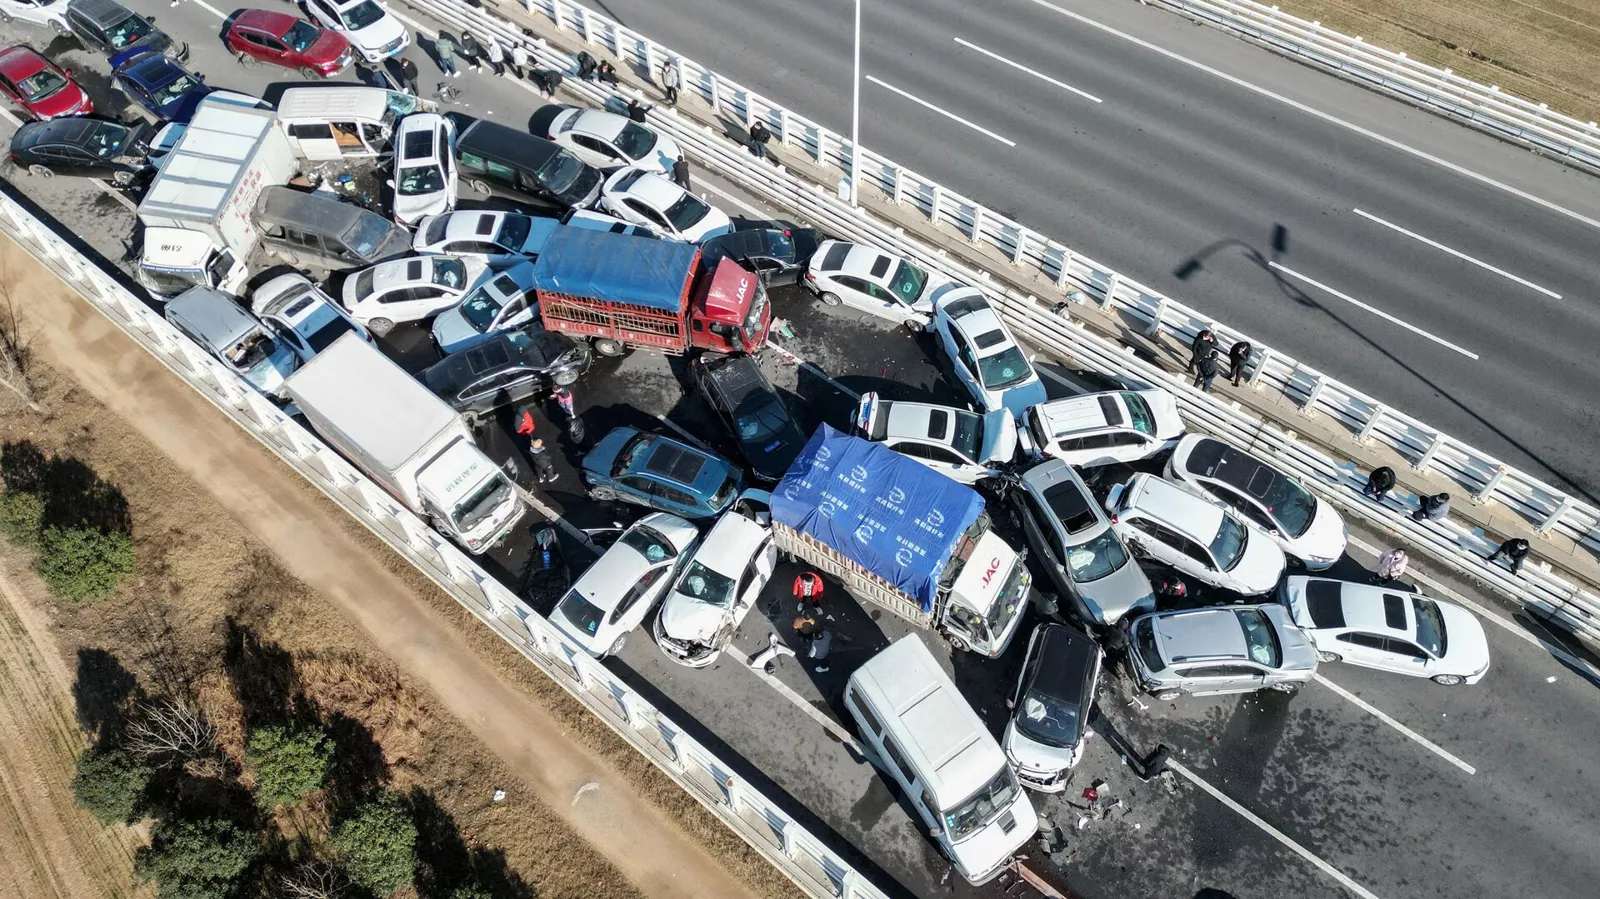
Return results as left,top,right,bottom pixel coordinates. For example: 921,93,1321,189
166,288,259,346
458,118,559,167
440,210,506,240
571,109,627,141
1024,624,1099,706
234,9,298,31
1152,608,1248,663
633,437,711,485
1021,462,1105,536
881,400,961,445
68,0,136,27
15,116,115,149
122,52,182,82
0,47,45,78
700,354,772,408
1035,392,1128,435
1181,437,1288,501
365,255,452,290
943,302,1011,353
424,327,565,390
689,511,769,577
616,169,684,207
835,243,898,281
1125,474,1224,540
256,185,368,230
397,114,444,162
1301,578,1414,636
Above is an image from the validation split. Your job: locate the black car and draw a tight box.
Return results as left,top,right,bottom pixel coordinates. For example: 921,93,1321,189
421,325,592,419
698,227,822,287
692,353,806,481
451,114,603,212
9,117,151,184
65,0,187,67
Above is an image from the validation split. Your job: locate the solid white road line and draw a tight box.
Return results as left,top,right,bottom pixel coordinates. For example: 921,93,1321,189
1166,760,1384,899
180,0,228,20
1021,0,1600,235
1352,209,1562,299
952,37,1103,104
865,76,1017,147
1267,262,1481,360
1313,674,1477,775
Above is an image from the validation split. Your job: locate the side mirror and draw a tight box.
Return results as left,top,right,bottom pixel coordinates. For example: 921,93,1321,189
385,179,395,188
1004,697,1014,710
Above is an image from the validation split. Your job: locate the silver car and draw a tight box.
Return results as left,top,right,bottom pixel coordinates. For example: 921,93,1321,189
1121,604,1318,700
164,286,299,399
1011,461,1152,626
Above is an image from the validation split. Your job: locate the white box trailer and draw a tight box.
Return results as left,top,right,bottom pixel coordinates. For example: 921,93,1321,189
284,333,526,553
136,97,297,297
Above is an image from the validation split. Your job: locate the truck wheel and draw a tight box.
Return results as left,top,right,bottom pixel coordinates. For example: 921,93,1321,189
589,486,617,502
367,318,395,337
553,369,580,387
27,165,53,179
946,634,971,653
592,338,626,357
818,291,842,307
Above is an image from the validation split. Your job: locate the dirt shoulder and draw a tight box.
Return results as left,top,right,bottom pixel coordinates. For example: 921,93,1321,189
0,235,784,899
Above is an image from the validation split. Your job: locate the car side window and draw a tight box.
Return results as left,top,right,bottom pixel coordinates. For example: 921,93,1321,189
1174,535,1212,566
617,474,654,495
923,445,966,465
610,567,667,623
880,735,913,785
625,199,669,228
658,485,696,508
1106,432,1147,448
500,296,528,322
1386,638,1429,659
832,275,867,293
893,443,929,460
484,159,516,184
1176,666,1232,678
458,150,485,174
1338,633,1389,651
289,123,334,141
863,283,898,304
1028,495,1068,559
1213,484,1273,529
955,341,977,376
573,134,620,158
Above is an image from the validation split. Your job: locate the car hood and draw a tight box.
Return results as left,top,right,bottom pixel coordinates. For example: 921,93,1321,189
741,425,805,482
1076,558,1154,626
1286,498,1347,564
1003,720,1083,773
164,85,212,124
306,31,352,65
657,594,728,643
1229,527,1287,595
582,428,636,479
1147,390,1187,441
997,378,1048,421
944,790,1036,883
1436,602,1491,675
979,409,1018,465
1269,606,1320,673
430,305,482,354
346,13,406,50
392,184,454,226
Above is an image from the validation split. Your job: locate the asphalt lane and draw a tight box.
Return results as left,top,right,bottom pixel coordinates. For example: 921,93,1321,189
584,0,1600,505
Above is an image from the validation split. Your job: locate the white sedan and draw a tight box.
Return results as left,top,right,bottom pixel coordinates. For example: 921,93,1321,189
599,166,731,243
653,505,777,667
551,513,700,657
341,255,485,335
250,273,370,362
303,0,408,63
1279,576,1490,685
390,113,456,225
534,104,681,174
932,289,1047,420
802,240,956,330
0,0,68,32
412,210,560,263
853,391,1016,485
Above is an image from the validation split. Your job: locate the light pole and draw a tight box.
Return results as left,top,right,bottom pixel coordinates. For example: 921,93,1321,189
850,0,861,206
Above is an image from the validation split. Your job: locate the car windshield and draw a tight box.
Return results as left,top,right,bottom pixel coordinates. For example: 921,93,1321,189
282,20,320,51
620,524,677,563
1015,684,1084,749
106,16,152,49
736,396,789,443
453,477,511,531
942,767,1020,842
535,151,584,193
495,216,530,252
226,331,276,373
343,215,395,258
1065,528,1130,583
1134,618,1163,672
397,163,445,195
613,433,652,476
1210,514,1249,571
1412,598,1447,656
663,193,709,231
1258,474,1318,538
977,346,1032,390
983,562,1028,644
458,275,514,331
431,258,467,288
887,260,928,304
1236,609,1281,667
949,410,982,460
150,74,199,107
613,121,657,158
556,588,605,637
16,69,66,101
83,122,128,157
341,0,386,29
1123,393,1157,435
301,313,356,354
675,561,735,607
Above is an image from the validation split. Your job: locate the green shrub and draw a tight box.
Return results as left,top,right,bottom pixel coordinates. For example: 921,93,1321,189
0,489,43,547
36,525,134,603
245,724,332,810
448,886,494,899
134,815,260,899
333,792,418,896
70,746,153,825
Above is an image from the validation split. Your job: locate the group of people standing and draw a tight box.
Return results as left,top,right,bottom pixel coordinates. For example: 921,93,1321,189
1186,328,1253,393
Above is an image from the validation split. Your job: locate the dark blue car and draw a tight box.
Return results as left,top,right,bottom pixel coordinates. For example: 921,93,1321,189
111,52,209,124
581,427,743,520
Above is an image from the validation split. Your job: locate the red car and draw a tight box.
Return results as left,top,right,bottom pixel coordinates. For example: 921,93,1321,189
0,46,92,121
225,10,353,78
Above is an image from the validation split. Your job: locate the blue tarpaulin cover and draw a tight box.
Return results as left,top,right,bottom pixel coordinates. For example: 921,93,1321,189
532,227,697,311
772,425,985,611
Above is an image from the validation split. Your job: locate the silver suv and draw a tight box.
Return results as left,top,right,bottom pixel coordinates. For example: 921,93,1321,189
1010,461,1152,626
1122,605,1317,700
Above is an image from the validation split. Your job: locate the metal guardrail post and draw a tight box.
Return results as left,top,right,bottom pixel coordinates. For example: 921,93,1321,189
969,206,983,244
889,165,903,205
1301,374,1326,415
1415,432,1446,473
1357,402,1386,443
577,5,591,41
1013,228,1028,264
930,182,944,224
1476,464,1509,503
1539,497,1577,534
1145,298,1167,337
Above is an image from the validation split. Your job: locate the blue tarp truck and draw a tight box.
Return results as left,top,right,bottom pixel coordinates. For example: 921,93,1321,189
771,426,1032,657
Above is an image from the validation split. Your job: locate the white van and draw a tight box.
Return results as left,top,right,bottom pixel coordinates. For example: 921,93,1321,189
843,635,1036,884
276,86,436,161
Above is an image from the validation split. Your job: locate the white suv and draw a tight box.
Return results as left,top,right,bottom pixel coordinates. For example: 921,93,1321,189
931,289,1047,420
653,505,777,667
390,113,456,225
1021,389,1185,468
1104,473,1285,596
853,391,1016,485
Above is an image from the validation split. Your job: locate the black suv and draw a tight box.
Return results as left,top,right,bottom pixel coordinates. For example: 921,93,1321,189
9,116,152,184
65,0,187,67
421,326,592,420
691,353,805,482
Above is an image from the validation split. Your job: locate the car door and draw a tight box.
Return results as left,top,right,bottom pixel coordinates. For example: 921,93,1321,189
1178,664,1265,695
1379,636,1434,676
1102,431,1152,464
920,443,977,483
616,474,657,506
492,294,532,333
246,30,290,64
568,133,623,168
1124,517,1181,570
948,333,982,401
1209,482,1277,533
1334,632,1396,670
734,537,777,618
609,565,670,638
826,275,878,314
1019,491,1074,600
623,197,673,234
0,70,22,107
1172,533,1225,588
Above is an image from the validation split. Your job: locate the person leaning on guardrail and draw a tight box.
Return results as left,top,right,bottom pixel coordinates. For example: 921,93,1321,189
1412,493,1450,522
1189,328,1217,374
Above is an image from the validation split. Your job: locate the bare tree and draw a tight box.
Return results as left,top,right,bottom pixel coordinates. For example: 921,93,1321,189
0,269,39,413
124,698,217,763
280,861,350,899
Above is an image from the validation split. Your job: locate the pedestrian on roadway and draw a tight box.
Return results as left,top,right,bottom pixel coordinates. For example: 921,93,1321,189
625,97,652,123
458,32,483,72
575,50,598,80
597,60,620,86
1193,350,1221,393
1228,339,1253,386
749,120,772,159
484,39,506,76
1486,536,1531,575
1156,575,1188,605
1188,328,1217,374
529,438,558,484
1375,547,1408,584
433,31,460,77
1363,466,1396,502
1412,492,1450,522
532,67,562,98
508,43,529,79
398,56,419,94
659,58,681,105
671,156,691,191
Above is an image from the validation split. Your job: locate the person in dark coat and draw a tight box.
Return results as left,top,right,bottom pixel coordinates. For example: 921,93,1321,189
398,56,419,94
1193,350,1221,393
457,32,483,72
749,120,772,159
1412,492,1450,522
1228,339,1253,386
1363,466,1396,502
1486,536,1531,575
532,67,562,98
625,97,651,123
575,50,598,80
1188,328,1217,374
671,156,691,191
596,60,620,85
528,438,558,483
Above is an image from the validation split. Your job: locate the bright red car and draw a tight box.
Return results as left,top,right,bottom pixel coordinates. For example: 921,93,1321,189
0,46,92,121
225,9,353,78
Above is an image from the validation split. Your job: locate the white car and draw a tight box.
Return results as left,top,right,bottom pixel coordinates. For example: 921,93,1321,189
0,0,68,32
341,255,486,335
303,0,408,63
562,207,660,240
853,391,1015,485
536,105,681,174
599,166,731,243
551,513,700,657
1279,576,1491,685
1166,435,1347,570
931,289,1047,420
412,210,560,263
653,505,777,667
1105,473,1286,596
250,273,370,362
802,240,955,330
389,113,456,225
1021,389,1186,468
430,261,537,354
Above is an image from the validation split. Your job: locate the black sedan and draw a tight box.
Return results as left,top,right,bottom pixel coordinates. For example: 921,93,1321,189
698,227,821,286
8,117,152,185
692,353,806,481
421,325,592,420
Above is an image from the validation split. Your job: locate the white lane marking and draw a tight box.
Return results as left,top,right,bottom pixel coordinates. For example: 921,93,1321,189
1022,0,1600,235
180,0,228,20
952,37,1103,104
746,664,866,754
1167,760,1384,899
1313,674,1477,775
1352,209,1562,299
1267,262,1481,360
865,76,1016,147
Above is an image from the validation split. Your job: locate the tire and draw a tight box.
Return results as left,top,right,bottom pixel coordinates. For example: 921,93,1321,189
469,179,491,195
27,165,53,179
1316,650,1342,664
367,317,395,337
0,11,12,24
592,338,626,357
903,317,924,332
1269,681,1302,695
50,19,68,34
589,486,617,502
607,634,627,656
1154,690,1182,701
235,51,259,68
818,291,842,307
1431,674,1465,686
110,170,133,186
298,66,319,81
946,634,970,654
552,369,580,387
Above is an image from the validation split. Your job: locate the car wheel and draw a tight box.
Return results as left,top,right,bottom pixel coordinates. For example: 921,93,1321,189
0,11,12,24
298,66,320,81
110,169,134,186
50,19,67,34
234,50,259,68
607,633,627,656
553,369,580,387
1286,555,1306,571
903,317,924,332
26,165,53,179
589,486,617,502
1269,681,1302,695
1316,650,1342,664
367,317,395,337
818,291,842,307
1154,689,1181,701
1431,673,1466,686
946,633,970,653
592,338,626,357
469,179,491,195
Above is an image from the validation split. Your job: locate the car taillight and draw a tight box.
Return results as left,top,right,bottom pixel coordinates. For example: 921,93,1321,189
803,271,815,281
1109,514,1118,524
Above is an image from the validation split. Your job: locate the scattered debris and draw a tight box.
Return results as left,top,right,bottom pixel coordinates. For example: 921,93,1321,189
492,788,507,802
571,781,599,806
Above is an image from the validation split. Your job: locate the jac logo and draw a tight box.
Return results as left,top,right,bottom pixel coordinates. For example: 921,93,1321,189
979,557,1003,587
887,487,905,506
735,275,751,302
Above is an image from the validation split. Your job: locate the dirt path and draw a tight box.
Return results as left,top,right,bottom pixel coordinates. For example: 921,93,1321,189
0,560,149,899
2,241,765,899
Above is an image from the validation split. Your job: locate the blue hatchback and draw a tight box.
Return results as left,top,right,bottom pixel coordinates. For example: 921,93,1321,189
112,52,210,124
582,427,743,520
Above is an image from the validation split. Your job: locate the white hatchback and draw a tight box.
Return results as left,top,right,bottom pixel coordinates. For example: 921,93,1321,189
551,513,701,657
802,240,954,330
539,105,681,174
1021,389,1186,468
853,391,1015,485
0,0,68,32
341,255,486,335
303,0,408,63
250,273,370,363
931,289,1047,420
599,166,731,242
1279,576,1490,685
1105,473,1286,597
653,505,777,668
389,113,456,225
412,210,560,263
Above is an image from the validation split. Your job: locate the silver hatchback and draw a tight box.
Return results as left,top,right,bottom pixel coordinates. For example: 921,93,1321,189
1011,461,1152,626
1122,604,1317,700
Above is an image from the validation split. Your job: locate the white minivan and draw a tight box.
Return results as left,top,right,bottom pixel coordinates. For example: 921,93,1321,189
843,635,1036,885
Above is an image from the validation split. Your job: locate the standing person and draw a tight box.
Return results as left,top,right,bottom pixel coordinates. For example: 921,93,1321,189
550,385,584,445
433,31,460,77
1193,349,1221,393
749,120,772,159
528,438,558,484
659,58,681,105
398,56,420,94
1363,466,1396,502
1486,536,1531,575
484,39,505,76
1375,548,1408,584
458,31,482,73
575,50,598,81
671,155,691,191
1228,339,1253,386
1412,492,1450,522
1188,328,1217,374
625,97,651,123
508,42,529,79
596,60,620,85
532,67,562,98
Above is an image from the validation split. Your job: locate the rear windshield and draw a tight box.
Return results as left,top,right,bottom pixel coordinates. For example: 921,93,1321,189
614,121,657,158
